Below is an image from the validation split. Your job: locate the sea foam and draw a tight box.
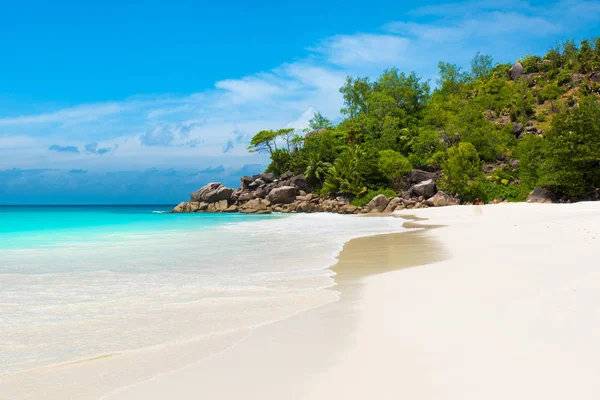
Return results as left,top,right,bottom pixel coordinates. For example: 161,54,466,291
0,212,408,373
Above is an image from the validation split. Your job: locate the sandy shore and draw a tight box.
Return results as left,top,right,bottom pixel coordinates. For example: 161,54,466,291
104,202,600,399
5,203,600,399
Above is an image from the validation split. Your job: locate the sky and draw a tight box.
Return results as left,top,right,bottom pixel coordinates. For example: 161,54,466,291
1,0,599,204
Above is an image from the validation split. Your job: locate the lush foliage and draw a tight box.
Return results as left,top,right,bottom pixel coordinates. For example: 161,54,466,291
439,143,483,201
538,98,600,196
248,38,600,203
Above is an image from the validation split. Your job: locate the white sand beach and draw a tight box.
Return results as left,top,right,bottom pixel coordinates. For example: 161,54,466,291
104,202,600,400
4,203,600,399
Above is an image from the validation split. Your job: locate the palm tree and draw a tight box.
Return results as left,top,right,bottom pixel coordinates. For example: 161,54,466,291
304,153,331,184
322,145,367,196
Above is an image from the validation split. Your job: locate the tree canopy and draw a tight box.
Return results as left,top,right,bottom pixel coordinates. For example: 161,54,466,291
249,38,600,203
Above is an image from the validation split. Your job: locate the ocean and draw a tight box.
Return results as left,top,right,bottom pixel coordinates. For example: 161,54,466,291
0,205,407,374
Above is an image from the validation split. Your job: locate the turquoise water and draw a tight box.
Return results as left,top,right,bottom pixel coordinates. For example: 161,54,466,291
0,205,268,249
0,208,407,376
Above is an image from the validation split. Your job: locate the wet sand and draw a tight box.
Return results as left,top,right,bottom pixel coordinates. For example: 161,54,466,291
104,227,446,399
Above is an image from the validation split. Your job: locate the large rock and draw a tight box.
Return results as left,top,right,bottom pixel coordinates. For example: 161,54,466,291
240,176,253,190
253,187,267,199
254,172,275,183
426,191,458,207
289,175,309,191
230,188,242,202
191,182,219,202
383,197,403,213
173,202,190,213
366,194,390,213
409,169,437,184
340,204,358,214
209,186,233,203
239,198,271,214
510,62,524,80
248,179,265,189
238,191,256,201
526,187,555,204
267,186,297,204
409,179,437,199
512,123,524,136
297,200,316,213
214,199,229,211
590,72,600,83
191,183,233,203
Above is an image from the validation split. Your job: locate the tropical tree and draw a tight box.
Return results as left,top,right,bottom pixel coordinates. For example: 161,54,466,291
308,112,333,131
247,128,299,154
470,52,494,79
247,130,279,154
323,145,367,196
304,153,331,184
539,98,600,196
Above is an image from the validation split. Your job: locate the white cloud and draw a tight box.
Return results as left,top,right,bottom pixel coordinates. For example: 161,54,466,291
215,74,289,103
313,34,411,67
0,102,126,126
0,0,594,175
386,12,560,42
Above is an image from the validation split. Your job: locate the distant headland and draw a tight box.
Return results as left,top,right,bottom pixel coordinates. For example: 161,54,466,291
174,39,600,214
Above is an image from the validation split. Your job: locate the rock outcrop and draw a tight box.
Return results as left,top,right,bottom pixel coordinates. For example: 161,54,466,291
173,165,465,215
191,183,234,203
408,169,438,184
510,62,524,80
526,187,555,204
239,198,271,214
426,191,459,207
409,179,437,199
267,186,297,204
366,194,390,213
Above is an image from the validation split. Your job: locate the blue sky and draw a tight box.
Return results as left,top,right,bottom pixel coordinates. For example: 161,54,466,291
1,0,599,204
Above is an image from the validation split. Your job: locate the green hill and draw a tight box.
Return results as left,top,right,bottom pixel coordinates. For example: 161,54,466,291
248,39,600,204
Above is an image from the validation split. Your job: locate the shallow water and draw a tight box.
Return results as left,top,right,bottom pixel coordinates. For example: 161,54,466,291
0,206,407,374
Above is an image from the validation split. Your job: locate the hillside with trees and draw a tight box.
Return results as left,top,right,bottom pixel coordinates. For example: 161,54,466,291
247,39,600,206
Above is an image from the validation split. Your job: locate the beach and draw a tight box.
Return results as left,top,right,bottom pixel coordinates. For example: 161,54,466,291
3,203,600,399
104,202,600,400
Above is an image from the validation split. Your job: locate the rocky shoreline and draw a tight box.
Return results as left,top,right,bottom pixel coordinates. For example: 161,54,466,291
171,169,477,215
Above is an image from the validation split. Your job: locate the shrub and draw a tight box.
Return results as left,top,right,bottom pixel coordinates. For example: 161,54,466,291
378,150,412,180
536,110,548,122
408,128,445,168
469,181,531,203
357,145,388,189
539,98,600,196
515,135,547,189
322,146,367,196
521,55,541,73
439,142,484,199
266,149,294,176
538,82,563,102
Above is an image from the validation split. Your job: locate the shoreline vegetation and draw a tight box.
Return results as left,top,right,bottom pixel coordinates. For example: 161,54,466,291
173,38,600,215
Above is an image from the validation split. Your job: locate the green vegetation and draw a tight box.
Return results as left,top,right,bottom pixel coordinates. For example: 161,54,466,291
249,39,600,203
439,143,483,202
